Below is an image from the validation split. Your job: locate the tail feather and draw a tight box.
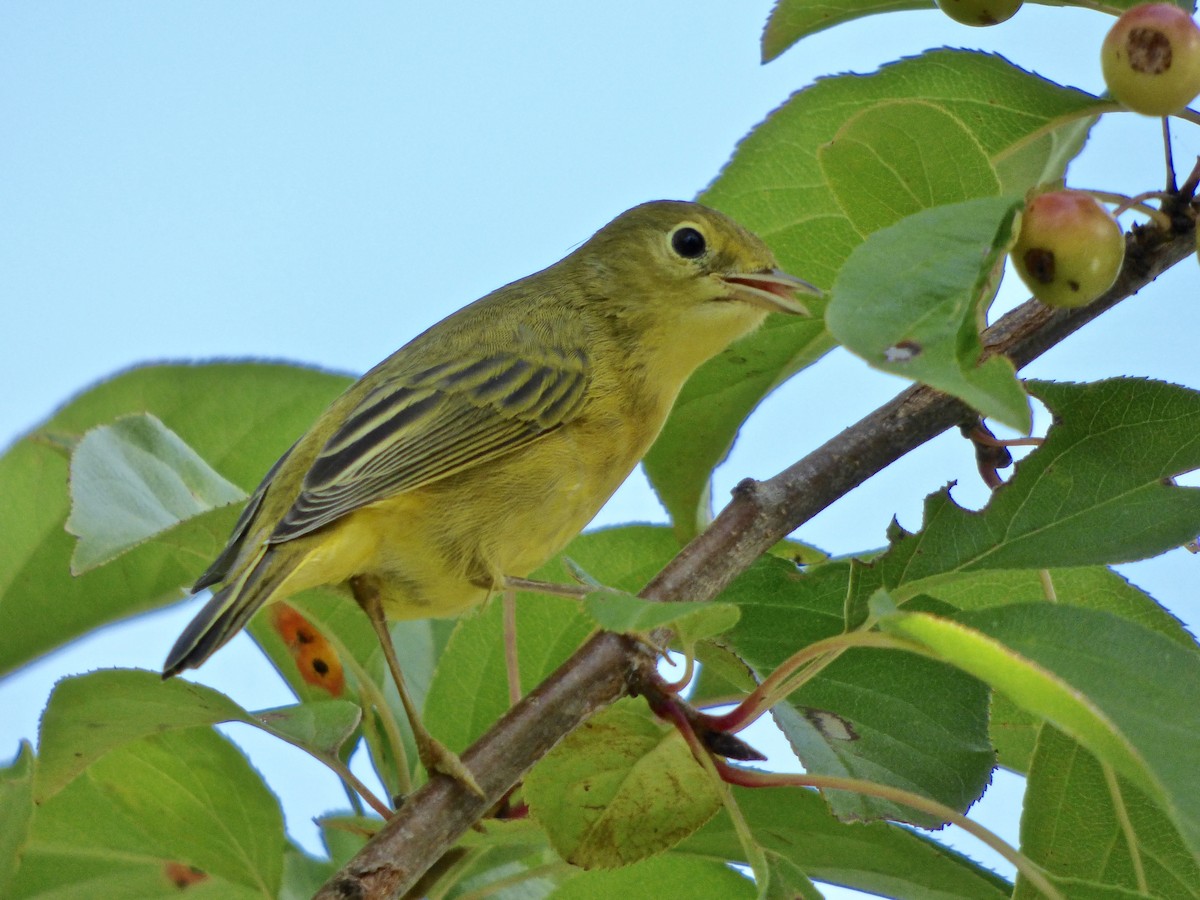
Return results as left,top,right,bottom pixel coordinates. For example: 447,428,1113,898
162,545,283,678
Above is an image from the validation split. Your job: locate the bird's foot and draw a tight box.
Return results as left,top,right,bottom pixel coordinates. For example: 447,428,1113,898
419,735,484,798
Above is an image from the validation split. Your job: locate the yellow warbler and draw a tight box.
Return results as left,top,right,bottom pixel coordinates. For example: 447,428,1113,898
163,200,815,790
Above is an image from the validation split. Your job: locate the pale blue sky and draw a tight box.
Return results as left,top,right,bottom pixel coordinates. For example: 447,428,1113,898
3,3,1198,896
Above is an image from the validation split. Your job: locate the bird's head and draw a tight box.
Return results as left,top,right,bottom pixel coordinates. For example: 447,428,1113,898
573,200,820,378
580,199,816,316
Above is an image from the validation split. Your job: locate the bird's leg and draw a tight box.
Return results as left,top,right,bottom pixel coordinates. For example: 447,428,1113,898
500,576,590,708
503,575,589,600
502,588,521,707
350,575,483,798
500,577,589,708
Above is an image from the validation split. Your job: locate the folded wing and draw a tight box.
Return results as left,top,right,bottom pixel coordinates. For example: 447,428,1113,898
271,343,590,542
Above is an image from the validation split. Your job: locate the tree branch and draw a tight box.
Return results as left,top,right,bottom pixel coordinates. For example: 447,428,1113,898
314,220,1195,900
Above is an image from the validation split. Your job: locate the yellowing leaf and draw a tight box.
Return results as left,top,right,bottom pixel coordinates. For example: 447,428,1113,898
525,701,721,869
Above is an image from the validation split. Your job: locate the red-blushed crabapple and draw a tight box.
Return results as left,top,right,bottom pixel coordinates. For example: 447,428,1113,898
1012,190,1125,308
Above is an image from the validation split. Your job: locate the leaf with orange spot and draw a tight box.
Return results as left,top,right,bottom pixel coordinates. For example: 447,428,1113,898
163,861,208,888
271,603,345,696
294,640,345,696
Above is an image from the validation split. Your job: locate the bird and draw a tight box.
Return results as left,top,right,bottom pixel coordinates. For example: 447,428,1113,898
162,199,817,795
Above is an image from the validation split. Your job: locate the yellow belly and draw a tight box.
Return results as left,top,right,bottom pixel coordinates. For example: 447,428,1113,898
280,407,655,621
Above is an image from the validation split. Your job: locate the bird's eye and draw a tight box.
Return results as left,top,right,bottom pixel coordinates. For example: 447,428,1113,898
670,226,707,259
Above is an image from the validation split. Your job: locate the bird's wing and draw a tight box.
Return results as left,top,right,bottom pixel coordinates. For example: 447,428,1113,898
192,441,298,591
270,343,590,542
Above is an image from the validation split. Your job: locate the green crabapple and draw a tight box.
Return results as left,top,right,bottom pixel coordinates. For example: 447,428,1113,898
1101,3,1200,116
935,0,1022,26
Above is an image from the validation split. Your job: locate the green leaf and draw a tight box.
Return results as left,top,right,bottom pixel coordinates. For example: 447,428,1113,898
989,692,1042,775
923,566,1197,650
1020,877,1166,899
316,816,376,869
1016,726,1200,899
366,620,457,797
582,591,739,643
36,668,357,805
920,565,1198,772
547,525,682,594
761,0,928,62
526,701,722,869
552,853,756,899
36,668,250,801
771,649,994,826
248,587,383,705
679,786,1012,899
689,641,759,706
882,604,1200,859
423,594,593,755
759,855,825,900
281,843,337,900
720,559,994,825
254,701,361,757
721,557,861,667
760,0,1175,62
14,728,283,899
820,102,1002,234
994,110,1096,192
0,743,35,898
829,195,1030,430
450,819,567,897
881,379,1200,598
0,361,350,675
648,50,1103,536
767,537,829,566
66,413,247,573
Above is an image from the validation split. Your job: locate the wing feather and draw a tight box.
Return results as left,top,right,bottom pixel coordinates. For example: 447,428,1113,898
271,344,589,542
191,440,298,591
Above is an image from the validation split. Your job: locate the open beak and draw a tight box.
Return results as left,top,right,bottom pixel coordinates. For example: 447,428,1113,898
719,269,820,316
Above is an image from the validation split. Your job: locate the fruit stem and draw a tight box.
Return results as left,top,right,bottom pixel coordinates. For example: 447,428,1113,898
1086,189,1174,230
704,630,917,734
